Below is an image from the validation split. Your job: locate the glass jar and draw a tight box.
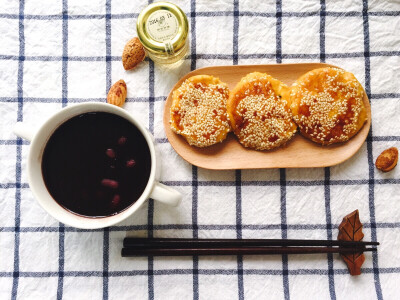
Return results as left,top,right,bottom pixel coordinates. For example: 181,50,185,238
137,2,189,64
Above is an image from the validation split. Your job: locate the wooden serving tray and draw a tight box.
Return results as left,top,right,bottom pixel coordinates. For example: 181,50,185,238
162,63,371,169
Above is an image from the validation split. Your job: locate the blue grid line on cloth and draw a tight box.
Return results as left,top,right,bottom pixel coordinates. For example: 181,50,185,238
233,1,244,299
1,265,400,279
192,165,199,300
147,1,156,298
1,178,400,189
233,0,239,65
57,224,65,300
102,0,112,299
0,13,139,20
147,197,155,300
372,136,400,141
279,169,289,300
190,0,196,72
1,267,400,279
61,0,69,109
1,220,400,233
0,92,399,104
1,266,400,278
178,178,400,186
275,2,290,298
324,168,336,299
0,140,30,145
276,0,282,64
0,183,29,189
11,0,25,299
189,1,199,299
57,0,68,299
190,0,200,300
0,9,399,20
102,228,110,300
235,170,244,300
146,75,155,297
1,51,399,62
363,1,383,298
147,78,155,298
147,62,156,300
319,0,326,63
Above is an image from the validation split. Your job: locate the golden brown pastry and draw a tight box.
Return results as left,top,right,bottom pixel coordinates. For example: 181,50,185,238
170,75,230,147
227,72,297,150
290,67,367,145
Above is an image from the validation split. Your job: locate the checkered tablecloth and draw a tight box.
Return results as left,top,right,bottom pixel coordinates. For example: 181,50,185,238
1,0,399,299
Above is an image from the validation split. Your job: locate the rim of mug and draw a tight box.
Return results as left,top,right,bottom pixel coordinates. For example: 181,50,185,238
27,102,157,229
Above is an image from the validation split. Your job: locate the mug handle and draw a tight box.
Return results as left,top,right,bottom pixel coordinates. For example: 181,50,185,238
150,182,181,207
13,122,37,141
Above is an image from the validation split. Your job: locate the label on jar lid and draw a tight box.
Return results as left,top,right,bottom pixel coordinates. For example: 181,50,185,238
146,10,179,43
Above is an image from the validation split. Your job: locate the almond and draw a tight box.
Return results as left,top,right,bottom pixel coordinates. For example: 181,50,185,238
107,79,127,107
122,37,145,70
375,147,398,172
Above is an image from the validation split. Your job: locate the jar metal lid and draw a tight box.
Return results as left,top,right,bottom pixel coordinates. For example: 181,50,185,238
137,2,189,56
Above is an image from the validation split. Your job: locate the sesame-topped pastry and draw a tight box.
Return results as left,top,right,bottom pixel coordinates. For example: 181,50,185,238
290,67,367,145
170,75,230,147
227,72,297,150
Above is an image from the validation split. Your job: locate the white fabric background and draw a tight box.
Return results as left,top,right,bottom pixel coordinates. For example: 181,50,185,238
0,0,399,299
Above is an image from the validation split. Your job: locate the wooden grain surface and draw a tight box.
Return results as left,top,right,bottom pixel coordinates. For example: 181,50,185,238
162,63,371,169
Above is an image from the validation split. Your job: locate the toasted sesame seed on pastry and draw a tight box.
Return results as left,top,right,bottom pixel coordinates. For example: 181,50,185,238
227,72,297,150
290,67,367,145
170,75,231,147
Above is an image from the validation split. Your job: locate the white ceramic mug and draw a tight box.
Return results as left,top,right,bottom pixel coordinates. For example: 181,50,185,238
13,102,181,229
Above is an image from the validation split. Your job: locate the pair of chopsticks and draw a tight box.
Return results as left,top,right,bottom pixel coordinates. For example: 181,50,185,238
121,238,379,257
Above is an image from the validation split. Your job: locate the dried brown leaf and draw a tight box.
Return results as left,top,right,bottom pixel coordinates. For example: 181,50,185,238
338,210,365,275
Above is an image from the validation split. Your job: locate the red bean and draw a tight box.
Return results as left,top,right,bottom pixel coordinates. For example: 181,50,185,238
101,179,119,189
126,159,136,168
106,148,115,158
111,194,120,206
118,136,127,145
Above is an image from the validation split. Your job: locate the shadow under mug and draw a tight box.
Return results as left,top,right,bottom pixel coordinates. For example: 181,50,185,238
13,102,181,229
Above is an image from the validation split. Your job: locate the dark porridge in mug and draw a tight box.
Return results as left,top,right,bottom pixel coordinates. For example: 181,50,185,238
41,112,152,217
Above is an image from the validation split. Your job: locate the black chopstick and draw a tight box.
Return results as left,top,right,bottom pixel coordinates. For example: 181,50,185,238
121,246,377,257
123,238,379,249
